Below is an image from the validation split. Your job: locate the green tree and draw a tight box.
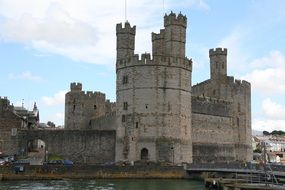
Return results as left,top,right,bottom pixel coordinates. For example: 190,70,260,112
263,131,270,136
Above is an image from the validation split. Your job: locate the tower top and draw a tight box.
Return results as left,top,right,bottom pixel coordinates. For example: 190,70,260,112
164,11,187,28
70,82,82,91
116,21,136,35
209,48,227,56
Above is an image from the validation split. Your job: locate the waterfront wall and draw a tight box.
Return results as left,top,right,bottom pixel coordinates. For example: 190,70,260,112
0,165,186,180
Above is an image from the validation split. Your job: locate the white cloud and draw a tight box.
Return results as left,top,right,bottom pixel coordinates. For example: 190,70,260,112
8,71,43,82
41,90,66,106
53,112,64,126
262,98,285,120
253,119,285,132
242,50,285,94
253,98,285,132
0,0,210,65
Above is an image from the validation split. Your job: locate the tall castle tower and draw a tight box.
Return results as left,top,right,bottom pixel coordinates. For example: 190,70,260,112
210,48,227,81
116,12,192,164
116,22,136,60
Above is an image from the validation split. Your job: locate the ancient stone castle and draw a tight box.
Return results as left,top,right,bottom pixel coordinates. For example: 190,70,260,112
0,12,252,164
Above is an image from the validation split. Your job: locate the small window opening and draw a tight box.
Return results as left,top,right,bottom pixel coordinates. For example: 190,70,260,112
123,75,128,84
122,115,126,122
94,105,97,110
145,104,148,109
237,117,240,127
136,122,138,128
123,102,128,110
73,105,76,111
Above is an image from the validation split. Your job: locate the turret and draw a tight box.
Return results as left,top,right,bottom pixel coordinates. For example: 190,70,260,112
151,29,165,56
164,12,187,58
116,21,136,61
70,82,82,92
209,48,227,80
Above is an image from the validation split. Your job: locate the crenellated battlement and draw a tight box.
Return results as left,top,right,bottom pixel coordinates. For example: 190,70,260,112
151,29,165,41
227,77,251,89
164,11,187,28
116,21,136,35
70,82,82,91
84,91,106,100
116,54,192,70
209,48,227,56
192,95,232,105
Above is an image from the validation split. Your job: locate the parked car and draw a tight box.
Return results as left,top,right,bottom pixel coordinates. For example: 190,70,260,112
63,159,73,166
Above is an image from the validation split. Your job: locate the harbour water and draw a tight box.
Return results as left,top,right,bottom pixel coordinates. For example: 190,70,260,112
0,179,206,190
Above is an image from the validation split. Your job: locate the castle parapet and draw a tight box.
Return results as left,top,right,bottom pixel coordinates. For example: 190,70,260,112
209,48,227,56
116,54,192,71
85,91,106,100
164,12,187,28
227,77,251,89
70,82,82,91
192,95,233,117
116,22,136,35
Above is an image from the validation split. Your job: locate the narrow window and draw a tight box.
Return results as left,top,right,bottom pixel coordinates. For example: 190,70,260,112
238,103,241,112
123,75,128,84
123,102,128,110
145,104,148,109
136,122,139,128
122,115,126,122
94,105,97,110
73,105,76,111
237,117,240,127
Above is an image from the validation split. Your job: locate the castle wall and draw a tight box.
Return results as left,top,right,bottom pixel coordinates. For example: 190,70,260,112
191,96,236,163
19,129,116,164
89,111,116,130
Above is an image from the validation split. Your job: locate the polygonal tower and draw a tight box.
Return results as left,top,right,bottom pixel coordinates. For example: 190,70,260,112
210,48,227,81
116,12,192,164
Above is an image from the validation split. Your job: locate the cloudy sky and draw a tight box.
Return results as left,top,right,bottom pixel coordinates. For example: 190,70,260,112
0,0,285,132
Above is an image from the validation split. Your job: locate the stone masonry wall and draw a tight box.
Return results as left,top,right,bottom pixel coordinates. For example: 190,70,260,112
191,96,236,163
0,98,24,155
18,129,116,164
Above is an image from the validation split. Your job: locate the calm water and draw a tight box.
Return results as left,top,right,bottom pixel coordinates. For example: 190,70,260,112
0,179,206,190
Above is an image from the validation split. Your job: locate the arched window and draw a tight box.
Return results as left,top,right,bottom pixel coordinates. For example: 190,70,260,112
141,148,149,160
